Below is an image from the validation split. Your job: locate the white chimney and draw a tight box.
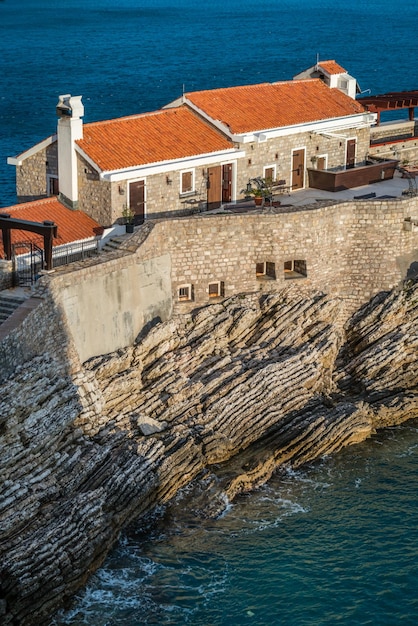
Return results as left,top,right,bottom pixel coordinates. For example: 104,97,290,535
57,94,84,209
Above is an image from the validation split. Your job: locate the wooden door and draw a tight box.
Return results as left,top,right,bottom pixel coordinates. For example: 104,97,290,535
129,180,145,225
207,166,222,210
291,149,305,190
346,139,356,169
222,164,233,203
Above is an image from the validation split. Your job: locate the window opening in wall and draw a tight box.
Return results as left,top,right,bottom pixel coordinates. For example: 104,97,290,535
256,261,276,279
208,281,225,298
47,176,59,196
284,259,307,279
263,166,276,183
178,284,193,301
180,170,194,195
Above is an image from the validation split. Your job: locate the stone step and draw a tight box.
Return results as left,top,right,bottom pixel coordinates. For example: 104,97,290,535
0,294,26,324
101,237,126,253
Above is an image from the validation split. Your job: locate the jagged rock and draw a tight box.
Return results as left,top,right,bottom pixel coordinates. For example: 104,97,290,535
136,415,168,435
1,281,417,625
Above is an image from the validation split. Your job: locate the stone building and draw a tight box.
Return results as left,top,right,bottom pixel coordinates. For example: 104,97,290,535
8,61,376,227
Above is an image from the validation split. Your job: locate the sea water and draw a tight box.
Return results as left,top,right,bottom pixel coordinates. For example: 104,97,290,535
53,424,418,625
1,1,418,623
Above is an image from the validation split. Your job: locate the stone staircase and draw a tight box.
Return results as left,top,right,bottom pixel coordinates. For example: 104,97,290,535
0,293,27,325
101,236,126,253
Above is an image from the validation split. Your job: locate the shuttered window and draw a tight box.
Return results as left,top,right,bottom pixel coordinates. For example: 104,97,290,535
181,170,194,194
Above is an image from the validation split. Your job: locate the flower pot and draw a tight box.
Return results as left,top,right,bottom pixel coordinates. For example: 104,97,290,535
254,197,263,206
125,223,134,233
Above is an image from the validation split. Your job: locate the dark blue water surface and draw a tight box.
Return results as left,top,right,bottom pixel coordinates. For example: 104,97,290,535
1,0,418,207
2,1,418,623
52,424,418,625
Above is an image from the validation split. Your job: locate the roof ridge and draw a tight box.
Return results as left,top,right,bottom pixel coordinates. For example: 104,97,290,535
84,106,184,128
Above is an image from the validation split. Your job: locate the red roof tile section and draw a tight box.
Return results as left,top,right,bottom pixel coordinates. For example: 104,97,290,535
318,60,347,75
186,79,365,135
0,197,102,258
76,107,232,172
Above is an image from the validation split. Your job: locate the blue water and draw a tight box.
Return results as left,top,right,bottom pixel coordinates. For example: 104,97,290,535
1,0,418,207
53,424,418,625
2,1,418,623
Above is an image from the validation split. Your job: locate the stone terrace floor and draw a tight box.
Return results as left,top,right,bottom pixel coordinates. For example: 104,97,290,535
215,170,416,215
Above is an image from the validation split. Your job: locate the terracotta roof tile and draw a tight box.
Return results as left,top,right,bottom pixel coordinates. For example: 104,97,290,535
186,79,365,135
0,197,102,258
318,60,347,75
76,106,232,172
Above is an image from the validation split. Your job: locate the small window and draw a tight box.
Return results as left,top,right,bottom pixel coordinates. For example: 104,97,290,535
48,176,59,196
208,281,225,298
284,260,307,279
256,261,276,279
178,284,193,301
180,170,194,195
263,166,276,184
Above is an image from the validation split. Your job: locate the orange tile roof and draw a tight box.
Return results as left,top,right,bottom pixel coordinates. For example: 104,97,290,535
318,60,347,75
186,79,365,134
76,106,232,171
0,197,102,258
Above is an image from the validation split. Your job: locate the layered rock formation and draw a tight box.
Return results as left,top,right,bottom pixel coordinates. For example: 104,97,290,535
1,280,417,624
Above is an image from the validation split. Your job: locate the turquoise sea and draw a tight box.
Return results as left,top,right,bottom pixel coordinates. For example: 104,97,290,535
52,424,418,625
1,1,418,624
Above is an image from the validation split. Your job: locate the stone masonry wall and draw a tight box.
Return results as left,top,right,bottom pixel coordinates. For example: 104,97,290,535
30,195,418,366
237,128,371,194
77,155,113,226
145,197,418,316
16,149,48,202
0,260,13,291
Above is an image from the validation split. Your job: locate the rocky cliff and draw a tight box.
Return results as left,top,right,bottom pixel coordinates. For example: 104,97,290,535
1,279,417,624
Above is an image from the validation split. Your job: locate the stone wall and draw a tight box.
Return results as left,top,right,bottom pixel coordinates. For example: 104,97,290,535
77,155,113,226
238,128,371,193
0,260,13,291
15,143,59,203
23,196,418,366
16,148,48,202
77,126,372,226
369,121,418,164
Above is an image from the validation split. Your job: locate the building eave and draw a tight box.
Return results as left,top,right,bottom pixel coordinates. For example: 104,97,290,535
7,135,57,166
100,148,244,182
235,112,376,143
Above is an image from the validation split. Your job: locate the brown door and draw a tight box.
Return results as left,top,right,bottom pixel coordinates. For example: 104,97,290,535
207,166,222,209
222,164,233,203
291,150,305,189
346,139,356,169
129,180,145,225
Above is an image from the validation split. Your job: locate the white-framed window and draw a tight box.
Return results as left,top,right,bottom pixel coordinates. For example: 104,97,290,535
208,281,225,299
316,155,327,170
284,260,307,279
263,165,277,183
178,284,193,302
256,261,276,279
180,169,195,195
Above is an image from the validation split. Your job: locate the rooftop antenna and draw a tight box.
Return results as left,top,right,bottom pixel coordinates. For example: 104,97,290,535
182,83,186,102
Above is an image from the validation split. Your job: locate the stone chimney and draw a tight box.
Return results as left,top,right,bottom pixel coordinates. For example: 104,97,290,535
56,94,84,209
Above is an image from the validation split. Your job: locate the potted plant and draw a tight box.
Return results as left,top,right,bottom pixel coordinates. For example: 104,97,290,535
122,206,135,233
241,178,270,205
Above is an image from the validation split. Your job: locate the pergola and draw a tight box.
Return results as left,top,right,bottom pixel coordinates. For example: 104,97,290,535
358,90,418,125
0,213,57,270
